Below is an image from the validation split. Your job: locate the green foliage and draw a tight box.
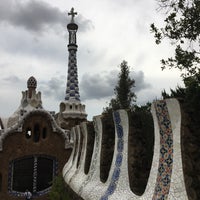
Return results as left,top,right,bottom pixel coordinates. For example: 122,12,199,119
115,60,136,109
104,60,136,113
128,108,154,195
162,73,200,120
134,102,152,113
49,175,70,200
151,0,200,78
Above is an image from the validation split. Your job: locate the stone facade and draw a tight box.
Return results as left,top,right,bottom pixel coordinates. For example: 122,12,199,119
0,75,74,200
0,110,72,200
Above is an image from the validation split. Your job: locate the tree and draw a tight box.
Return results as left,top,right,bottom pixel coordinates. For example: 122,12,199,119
104,60,136,112
134,102,152,113
151,0,200,78
161,72,200,123
48,175,70,200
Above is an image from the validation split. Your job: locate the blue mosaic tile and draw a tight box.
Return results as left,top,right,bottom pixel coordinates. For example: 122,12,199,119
106,182,116,195
113,111,121,124
116,125,123,139
112,168,121,181
115,153,123,167
117,139,124,152
100,111,124,200
100,195,108,200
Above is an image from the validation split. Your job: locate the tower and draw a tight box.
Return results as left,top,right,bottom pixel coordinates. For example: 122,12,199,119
7,76,43,128
56,8,87,130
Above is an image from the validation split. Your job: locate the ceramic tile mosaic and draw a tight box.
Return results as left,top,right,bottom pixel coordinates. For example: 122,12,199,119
64,99,189,200
78,116,103,197
153,100,173,200
100,111,124,200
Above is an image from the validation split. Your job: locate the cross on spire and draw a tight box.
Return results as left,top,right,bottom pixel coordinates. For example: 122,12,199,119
68,7,77,23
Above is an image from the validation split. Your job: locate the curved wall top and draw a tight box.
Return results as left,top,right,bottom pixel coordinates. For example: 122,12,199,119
63,99,189,200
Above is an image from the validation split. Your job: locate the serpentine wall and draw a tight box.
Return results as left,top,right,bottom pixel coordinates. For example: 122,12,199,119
63,99,192,200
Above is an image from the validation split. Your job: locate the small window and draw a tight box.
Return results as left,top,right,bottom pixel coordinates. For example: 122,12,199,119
42,128,47,139
75,105,78,110
70,105,73,109
34,124,40,143
25,128,32,139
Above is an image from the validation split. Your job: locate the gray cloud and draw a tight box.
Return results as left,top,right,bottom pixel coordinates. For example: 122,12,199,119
80,71,117,100
39,76,65,101
0,0,93,33
1,71,151,104
3,75,21,83
80,70,151,100
1,75,25,88
131,71,151,92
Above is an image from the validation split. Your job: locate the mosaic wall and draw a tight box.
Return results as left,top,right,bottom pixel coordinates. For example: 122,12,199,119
153,100,173,200
63,99,189,200
100,111,123,200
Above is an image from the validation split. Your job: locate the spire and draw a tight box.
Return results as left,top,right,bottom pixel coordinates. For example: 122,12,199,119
56,8,87,129
65,8,80,102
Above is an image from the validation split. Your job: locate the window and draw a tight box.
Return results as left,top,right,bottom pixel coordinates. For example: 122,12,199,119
37,158,53,191
25,128,32,139
13,158,34,192
9,155,57,196
42,128,47,139
34,124,40,142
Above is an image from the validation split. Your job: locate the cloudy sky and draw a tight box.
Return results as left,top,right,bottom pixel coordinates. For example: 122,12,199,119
0,0,183,120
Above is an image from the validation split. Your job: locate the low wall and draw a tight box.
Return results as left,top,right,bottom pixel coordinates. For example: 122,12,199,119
63,99,189,199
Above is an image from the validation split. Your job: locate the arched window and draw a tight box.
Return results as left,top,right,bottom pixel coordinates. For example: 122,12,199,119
8,155,57,196
12,157,34,192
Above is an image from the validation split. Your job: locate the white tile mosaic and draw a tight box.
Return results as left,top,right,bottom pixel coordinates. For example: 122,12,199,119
63,99,189,200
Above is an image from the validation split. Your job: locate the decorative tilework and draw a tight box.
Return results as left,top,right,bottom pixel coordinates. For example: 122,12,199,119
117,139,124,152
78,116,101,194
65,26,80,101
33,156,38,193
64,99,189,200
100,111,124,200
153,100,173,200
